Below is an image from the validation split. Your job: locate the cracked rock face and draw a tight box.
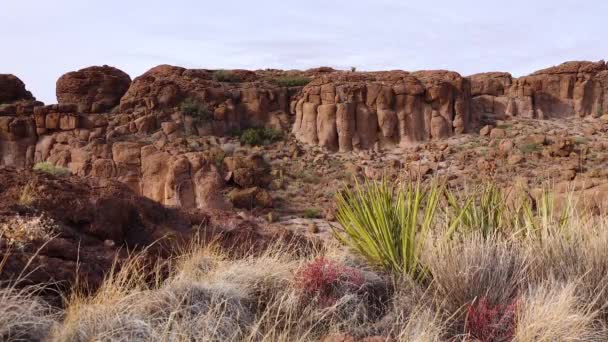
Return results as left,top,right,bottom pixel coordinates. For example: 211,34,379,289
469,60,608,120
292,70,470,151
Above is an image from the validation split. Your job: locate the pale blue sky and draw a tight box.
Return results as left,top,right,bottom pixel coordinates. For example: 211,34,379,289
1,0,606,103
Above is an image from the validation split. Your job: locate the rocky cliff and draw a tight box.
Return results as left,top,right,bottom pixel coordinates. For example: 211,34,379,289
469,60,608,120
1,60,607,210
292,70,470,151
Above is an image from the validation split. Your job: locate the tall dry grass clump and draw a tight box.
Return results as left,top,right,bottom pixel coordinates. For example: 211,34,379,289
0,244,58,341
429,236,528,325
0,286,57,341
514,282,604,341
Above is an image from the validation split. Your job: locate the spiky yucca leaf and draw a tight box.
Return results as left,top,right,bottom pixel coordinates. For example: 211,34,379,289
517,190,572,241
446,183,505,238
333,179,454,279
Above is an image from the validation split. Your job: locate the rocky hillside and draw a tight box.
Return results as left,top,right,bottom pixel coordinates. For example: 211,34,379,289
0,60,607,212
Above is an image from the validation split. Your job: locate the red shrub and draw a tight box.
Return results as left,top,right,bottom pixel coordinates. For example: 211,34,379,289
465,296,518,342
294,257,364,306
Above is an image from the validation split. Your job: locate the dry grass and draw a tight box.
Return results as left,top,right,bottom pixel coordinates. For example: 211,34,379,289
514,282,605,341
3,189,608,341
0,286,57,341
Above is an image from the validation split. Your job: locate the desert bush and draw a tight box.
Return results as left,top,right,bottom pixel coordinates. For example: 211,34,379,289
429,236,528,328
334,179,461,278
239,127,283,146
0,287,57,341
519,143,542,154
271,76,311,87
294,257,364,307
19,181,37,205
526,216,608,319
179,98,213,123
213,70,242,83
0,215,57,247
33,162,71,177
303,208,321,219
514,283,604,341
465,296,518,342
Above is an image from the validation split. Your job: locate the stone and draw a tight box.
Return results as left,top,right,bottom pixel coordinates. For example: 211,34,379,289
480,125,492,136
0,74,36,104
499,139,514,154
56,65,131,113
228,187,273,208
489,128,506,139
507,153,524,165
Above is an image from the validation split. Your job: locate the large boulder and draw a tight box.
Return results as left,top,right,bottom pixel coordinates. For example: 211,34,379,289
0,74,35,104
56,65,131,113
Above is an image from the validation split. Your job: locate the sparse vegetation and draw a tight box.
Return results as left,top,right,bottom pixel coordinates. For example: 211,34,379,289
303,208,321,219
33,162,71,177
271,76,311,87
3,195,608,340
519,142,542,154
19,181,37,205
213,70,243,83
180,98,213,123
573,135,589,145
239,127,283,146
296,170,321,184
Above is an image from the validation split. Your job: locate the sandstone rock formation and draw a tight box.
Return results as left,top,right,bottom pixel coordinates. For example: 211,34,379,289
119,65,297,136
0,74,36,104
292,70,470,151
1,60,607,211
469,60,608,121
56,65,132,113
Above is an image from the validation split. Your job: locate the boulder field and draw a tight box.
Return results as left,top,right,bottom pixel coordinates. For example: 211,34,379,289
0,60,607,210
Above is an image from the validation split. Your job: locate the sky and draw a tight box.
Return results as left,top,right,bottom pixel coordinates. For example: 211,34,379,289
1,0,606,104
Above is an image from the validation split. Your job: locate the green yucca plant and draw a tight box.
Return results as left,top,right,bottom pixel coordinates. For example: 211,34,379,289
445,183,505,238
516,190,571,241
333,178,461,279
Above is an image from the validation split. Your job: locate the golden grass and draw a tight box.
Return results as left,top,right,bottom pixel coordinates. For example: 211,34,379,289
2,184,608,341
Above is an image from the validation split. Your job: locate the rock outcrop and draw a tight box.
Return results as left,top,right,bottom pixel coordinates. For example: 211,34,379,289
0,167,303,293
469,60,608,120
0,74,36,104
56,65,132,113
118,65,298,135
292,70,470,151
2,60,607,210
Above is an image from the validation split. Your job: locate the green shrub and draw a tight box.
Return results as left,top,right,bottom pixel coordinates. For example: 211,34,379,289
33,162,71,177
213,70,242,83
271,76,311,87
573,136,589,145
180,98,212,123
303,208,321,219
239,128,283,146
333,179,462,279
519,143,541,154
